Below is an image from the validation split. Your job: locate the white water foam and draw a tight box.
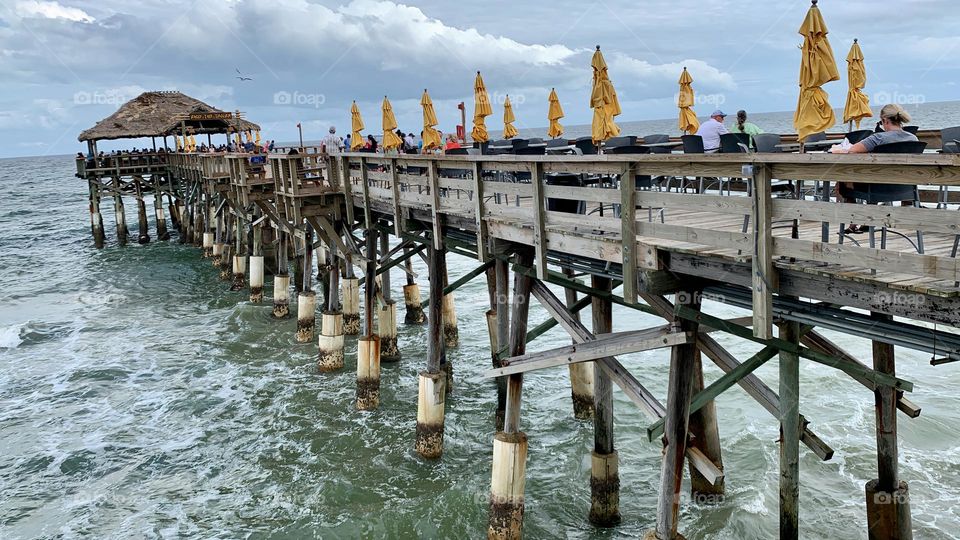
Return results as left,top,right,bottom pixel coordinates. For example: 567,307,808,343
0,323,24,349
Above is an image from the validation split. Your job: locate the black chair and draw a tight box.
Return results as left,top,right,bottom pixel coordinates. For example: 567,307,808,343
445,148,469,155
608,145,649,155
681,135,704,153
514,146,545,155
642,134,670,144
527,138,545,147
805,131,827,143
473,141,490,155
753,133,782,153
845,129,874,144
940,126,960,154
545,138,570,148
574,137,597,155
511,138,530,150
903,126,919,135
545,173,584,214
604,136,637,150
719,133,748,153
840,141,927,253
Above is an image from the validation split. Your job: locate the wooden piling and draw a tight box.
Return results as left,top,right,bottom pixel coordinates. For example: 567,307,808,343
296,291,316,342
488,249,533,540
780,318,801,540
565,269,594,420
318,311,344,372
167,193,181,234
88,180,105,248
342,277,361,335
688,348,725,500
153,182,169,241
416,243,448,457
273,275,290,318
219,243,233,281
230,254,246,291
866,313,912,539
589,276,620,526
249,222,264,302
134,178,150,244
493,256,510,432
112,176,128,245
356,228,381,411
650,290,701,540
402,247,426,324
378,226,400,361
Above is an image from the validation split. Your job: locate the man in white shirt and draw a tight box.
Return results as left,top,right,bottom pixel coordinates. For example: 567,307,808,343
321,126,344,155
695,110,729,152
404,133,415,152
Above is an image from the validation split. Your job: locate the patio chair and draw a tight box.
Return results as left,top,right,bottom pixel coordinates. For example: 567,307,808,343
839,141,927,254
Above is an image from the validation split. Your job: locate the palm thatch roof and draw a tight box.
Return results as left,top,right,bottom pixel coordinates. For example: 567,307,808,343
78,91,260,142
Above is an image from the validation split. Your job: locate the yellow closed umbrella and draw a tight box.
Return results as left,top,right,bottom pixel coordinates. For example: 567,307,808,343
678,67,700,134
590,46,621,144
381,96,403,151
843,39,872,129
188,134,196,152
350,101,365,151
794,0,840,142
244,130,253,143
255,130,262,146
235,132,242,148
503,95,519,139
174,134,182,151
547,88,564,139
472,71,492,143
421,89,441,150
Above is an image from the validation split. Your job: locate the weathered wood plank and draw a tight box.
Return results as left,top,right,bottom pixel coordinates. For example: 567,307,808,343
621,164,638,303
752,164,775,339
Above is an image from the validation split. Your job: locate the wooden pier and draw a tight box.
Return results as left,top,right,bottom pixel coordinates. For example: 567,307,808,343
76,135,960,538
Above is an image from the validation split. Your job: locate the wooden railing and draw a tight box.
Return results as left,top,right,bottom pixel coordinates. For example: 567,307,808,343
335,152,960,338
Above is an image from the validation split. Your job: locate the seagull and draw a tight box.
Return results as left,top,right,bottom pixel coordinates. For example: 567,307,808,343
235,68,253,81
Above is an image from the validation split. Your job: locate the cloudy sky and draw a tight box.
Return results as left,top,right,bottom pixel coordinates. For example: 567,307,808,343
0,0,957,157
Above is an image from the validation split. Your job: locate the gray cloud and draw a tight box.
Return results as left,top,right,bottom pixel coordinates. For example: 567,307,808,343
0,0,957,157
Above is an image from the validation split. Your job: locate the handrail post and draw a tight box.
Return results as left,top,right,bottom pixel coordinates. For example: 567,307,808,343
751,162,775,339
620,162,637,303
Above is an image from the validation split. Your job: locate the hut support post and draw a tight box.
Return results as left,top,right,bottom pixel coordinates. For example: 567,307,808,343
488,249,533,540
296,225,316,342
356,227,381,411
319,236,344,372
88,179,105,248
865,314,912,539
651,290,701,540
566,268,594,420
590,276,620,526
112,176,129,245
779,318,801,540
153,177,169,241
416,243,447,458
379,221,400,361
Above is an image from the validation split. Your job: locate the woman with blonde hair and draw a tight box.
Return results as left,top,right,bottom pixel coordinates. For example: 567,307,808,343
832,103,919,232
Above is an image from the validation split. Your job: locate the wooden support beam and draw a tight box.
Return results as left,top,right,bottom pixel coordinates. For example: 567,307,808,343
531,162,547,279
801,330,920,418
676,304,913,392
359,156,372,228
620,164,637,304
426,244,446,375
485,325,690,377
339,156,356,228
471,161,488,261
422,260,493,309
503,248,535,433
752,163,775,339
779,318,801,540
428,160,443,250
390,158,402,237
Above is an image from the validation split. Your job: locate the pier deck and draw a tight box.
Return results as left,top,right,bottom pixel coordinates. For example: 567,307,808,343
77,146,960,539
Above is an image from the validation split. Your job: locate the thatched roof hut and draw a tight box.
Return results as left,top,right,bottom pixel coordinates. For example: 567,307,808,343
78,91,260,142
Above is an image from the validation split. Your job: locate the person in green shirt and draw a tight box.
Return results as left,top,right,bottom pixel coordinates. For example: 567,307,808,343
730,110,763,148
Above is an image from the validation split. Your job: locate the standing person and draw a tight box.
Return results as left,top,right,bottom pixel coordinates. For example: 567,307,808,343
366,134,378,153
695,109,729,152
405,132,416,153
730,110,763,147
322,128,343,155
344,134,351,151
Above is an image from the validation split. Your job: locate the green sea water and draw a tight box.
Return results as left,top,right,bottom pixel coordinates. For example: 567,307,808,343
1,155,959,539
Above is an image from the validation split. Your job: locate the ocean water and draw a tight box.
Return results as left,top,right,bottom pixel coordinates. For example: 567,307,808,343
1,155,959,539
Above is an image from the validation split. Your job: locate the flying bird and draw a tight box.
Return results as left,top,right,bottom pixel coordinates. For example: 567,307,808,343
235,68,253,81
